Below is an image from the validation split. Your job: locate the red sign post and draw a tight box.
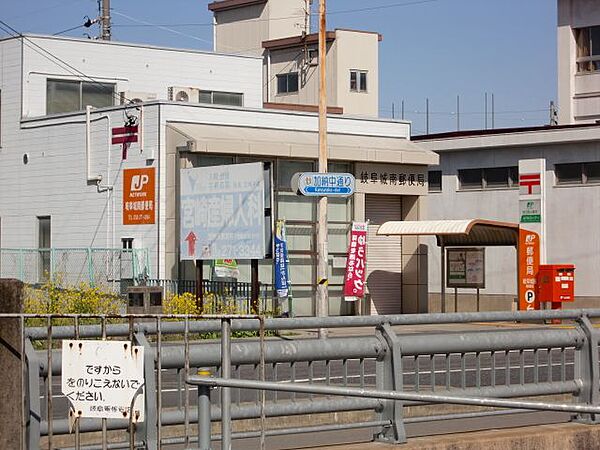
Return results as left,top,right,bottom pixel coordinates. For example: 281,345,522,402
518,228,541,311
344,222,368,301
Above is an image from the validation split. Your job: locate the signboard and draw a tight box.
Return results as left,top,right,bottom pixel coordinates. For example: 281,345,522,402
292,172,355,197
518,228,541,311
123,167,156,225
61,340,144,422
180,163,266,260
274,220,290,298
518,159,546,264
112,125,139,160
519,199,541,223
213,259,239,279
344,222,368,301
354,163,427,195
446,248,485,289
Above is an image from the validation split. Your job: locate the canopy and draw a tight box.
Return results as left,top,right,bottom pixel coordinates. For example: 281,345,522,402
377,219,520,247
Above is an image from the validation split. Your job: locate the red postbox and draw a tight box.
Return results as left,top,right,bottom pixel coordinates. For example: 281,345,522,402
537,264,575,323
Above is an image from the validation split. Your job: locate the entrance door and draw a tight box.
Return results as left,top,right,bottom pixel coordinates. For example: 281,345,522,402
365,195,403,315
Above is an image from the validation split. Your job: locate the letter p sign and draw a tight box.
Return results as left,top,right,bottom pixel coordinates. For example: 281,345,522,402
131,174,149,192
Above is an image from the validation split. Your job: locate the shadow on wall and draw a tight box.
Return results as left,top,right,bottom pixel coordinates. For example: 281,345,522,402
366,270,402,315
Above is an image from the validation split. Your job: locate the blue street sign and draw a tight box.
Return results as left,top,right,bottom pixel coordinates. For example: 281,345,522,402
292,172,356,197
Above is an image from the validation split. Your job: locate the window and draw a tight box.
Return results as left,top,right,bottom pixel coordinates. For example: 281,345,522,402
121,237,134,250
428,170,442,192
350,70,367,92
38,216,51,280
556,161,600,185
277,72,299,94
458,167,518,190
575,26,600,73
47,79,115,114
199,90,243,107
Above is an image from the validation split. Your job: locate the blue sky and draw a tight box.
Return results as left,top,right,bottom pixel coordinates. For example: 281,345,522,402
2,0,557,134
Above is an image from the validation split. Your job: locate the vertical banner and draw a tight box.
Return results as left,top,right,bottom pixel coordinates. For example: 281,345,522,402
344,222,368,301
274,220,290,298
123,167,156,225
518,228,541,311
518,159,546,263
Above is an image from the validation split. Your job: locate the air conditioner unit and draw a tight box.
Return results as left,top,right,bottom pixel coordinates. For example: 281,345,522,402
306,49,319,67
168,86,200,103
119,91,158,105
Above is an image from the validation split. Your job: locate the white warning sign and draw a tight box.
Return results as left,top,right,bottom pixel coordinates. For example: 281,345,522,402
61,340,145,422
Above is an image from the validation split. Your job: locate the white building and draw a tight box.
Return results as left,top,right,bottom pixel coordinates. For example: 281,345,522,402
0,34,436,316
558,0,600,124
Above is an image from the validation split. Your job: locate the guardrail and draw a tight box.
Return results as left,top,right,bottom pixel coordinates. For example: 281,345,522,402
5,309,600,449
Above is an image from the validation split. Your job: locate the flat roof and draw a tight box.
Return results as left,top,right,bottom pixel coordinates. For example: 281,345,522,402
377,219,520,247
263,32,336,50
208,0,267,12
0,33,262,61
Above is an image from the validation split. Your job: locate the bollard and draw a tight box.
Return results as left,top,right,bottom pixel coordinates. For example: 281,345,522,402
197,368,212,450
0,279,24,450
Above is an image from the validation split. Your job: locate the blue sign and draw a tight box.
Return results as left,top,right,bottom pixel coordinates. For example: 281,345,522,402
293,172,355,197
274,220,290,298
180,163,266,260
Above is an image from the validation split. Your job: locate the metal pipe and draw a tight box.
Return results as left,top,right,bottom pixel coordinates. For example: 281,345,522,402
189,376,593,414
221,319,232,450
197,369,212,450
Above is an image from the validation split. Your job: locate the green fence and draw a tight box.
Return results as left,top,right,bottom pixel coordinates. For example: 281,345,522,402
0,248,150,292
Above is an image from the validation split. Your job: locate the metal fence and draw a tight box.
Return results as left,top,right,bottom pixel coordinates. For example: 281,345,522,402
0,248,150,292
141,279,275,314
8,309,600,449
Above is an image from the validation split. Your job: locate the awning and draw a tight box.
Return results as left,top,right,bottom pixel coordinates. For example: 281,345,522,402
377,219,520,247
167,122,438,165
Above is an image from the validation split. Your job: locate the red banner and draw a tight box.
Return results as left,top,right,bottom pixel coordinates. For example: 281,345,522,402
518,228,541,311
344,222,368,301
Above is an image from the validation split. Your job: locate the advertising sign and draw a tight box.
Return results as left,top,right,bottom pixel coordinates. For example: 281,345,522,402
274,220,290,298
344,222,368,301
61,340,144,422
180,163,266,260
518,228,541,311
447,248,485,289
213,259,240,279
292,172,355,197
123,167,156,225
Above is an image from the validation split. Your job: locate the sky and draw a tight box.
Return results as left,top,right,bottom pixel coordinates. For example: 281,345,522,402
1,0,558,134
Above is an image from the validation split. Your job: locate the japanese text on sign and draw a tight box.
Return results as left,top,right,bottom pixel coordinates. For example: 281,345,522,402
180,163,266,260
359,171,425,187
61,340,145,421
344,222,368,301
518,228,541,311
123,168,156,225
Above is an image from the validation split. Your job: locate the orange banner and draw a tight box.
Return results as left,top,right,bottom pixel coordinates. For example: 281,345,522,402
123,167,156,225
518,228,540,311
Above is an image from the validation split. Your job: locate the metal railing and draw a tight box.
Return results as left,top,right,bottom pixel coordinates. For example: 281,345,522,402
141,279,275,314
7,308,600,449
0,248,150,292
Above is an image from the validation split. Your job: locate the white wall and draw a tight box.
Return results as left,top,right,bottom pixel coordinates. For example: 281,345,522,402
19,35,263,117
425,138,600,298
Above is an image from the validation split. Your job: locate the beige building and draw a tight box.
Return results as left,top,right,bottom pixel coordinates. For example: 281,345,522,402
209,0,380,116
558,0,600,124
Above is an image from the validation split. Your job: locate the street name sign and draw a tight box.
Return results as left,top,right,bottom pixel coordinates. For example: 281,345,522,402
292,172,355,197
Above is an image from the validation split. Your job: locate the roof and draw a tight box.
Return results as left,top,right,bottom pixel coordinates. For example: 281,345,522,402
377,219,520,247
208,0,267,12
263,32,336,50
263,102,343,115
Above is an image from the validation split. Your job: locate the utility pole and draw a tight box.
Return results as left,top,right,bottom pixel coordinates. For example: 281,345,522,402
426,98,430,134
456,95,460,131
484,92,488,130
316,0,329,339
491,93,495,129
101,0,111,40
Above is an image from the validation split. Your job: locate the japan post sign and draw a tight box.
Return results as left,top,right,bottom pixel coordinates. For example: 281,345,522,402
123,168,156,225
519,228,541,311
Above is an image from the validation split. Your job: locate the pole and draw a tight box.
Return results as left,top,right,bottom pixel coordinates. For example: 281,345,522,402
426,98,430,134
251,259,259,314
440,243,446,313
316,0,329,339
392,102,395,119
220,319,232,450
195,260,204,313
491,93,495,129
485,92,488,130
456,95,460,131
401,99,405,120
101,0,111,40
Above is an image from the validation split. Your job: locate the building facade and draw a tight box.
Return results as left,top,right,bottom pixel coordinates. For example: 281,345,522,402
0,35,436,316
209,0,380,116
558,0,600,124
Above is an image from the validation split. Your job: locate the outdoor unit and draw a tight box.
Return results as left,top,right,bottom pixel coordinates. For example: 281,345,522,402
119,91,158,104
168,86,200,103
126,286,164,314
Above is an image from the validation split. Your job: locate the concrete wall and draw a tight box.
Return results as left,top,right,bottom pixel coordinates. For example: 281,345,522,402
557,0,600,124
422,135,600,310
16,35,263,117
335,30,379,117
